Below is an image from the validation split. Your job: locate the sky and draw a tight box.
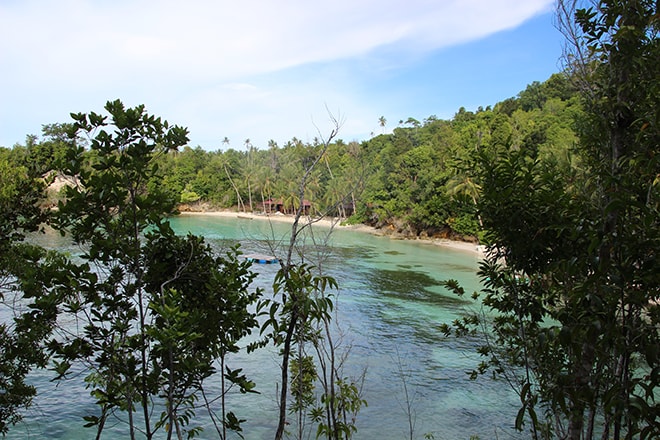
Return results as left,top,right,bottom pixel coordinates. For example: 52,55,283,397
0,0,565,151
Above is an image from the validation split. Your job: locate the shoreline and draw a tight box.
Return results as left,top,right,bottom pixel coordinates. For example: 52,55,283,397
176,210,486,258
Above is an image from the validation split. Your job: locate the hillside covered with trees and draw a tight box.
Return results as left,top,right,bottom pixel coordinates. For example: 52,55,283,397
6,71,581,244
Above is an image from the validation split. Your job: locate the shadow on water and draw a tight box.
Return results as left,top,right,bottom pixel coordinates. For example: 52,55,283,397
396,264,425,270
366,268,470,307
329,243,378,261
443,262,481,274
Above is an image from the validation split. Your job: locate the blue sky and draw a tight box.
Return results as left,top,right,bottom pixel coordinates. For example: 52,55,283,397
0,0,564,150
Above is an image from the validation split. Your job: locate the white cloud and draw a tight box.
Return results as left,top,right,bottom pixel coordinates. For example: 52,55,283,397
4,0,554,77
0,0,555,148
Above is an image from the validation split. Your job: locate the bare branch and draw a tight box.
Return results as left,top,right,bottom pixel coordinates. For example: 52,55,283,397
555,0,599,98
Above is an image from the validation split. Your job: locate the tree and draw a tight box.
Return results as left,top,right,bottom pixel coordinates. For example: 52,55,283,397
244,141,256,212
0,149,69,435
255,113,366,440
51,100,262,439
142,230,261,440
518,81,546,111
378,116,387,134
444,2,659,439
24,123,76,176
563,3,659,437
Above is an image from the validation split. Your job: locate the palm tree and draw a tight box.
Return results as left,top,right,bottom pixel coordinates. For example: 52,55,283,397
218,155,245,212
241,140,256,212
378,116,387,134
254,164,276,212
445,173,483,227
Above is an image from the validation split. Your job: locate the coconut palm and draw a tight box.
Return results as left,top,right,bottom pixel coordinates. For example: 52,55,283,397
378,115,387,134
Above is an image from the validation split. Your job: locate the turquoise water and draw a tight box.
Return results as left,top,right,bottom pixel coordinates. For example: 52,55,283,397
9,215,523,439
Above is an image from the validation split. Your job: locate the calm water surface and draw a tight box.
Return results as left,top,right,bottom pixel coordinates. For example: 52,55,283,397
10,215,523,439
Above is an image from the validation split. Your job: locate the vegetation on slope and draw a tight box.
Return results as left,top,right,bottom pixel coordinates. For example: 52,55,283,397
5,72,582,244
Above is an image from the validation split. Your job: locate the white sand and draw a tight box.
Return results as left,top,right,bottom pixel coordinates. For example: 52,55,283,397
177,210,486,258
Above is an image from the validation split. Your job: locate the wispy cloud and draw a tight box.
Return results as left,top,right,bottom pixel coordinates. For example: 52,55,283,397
1,0,556,148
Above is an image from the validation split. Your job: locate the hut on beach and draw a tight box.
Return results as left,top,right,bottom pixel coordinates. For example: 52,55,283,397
262,198,311,215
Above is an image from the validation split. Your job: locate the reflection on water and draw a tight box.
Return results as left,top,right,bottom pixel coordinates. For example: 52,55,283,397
9,215,522,440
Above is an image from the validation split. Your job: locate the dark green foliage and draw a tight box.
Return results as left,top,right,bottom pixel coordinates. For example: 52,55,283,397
443,2,659,439
143,229,261,368
353,76,580,238
478,150,575,274
0,245,69,435
0,150,48,243
0,149,71,434
49,100,261,439
24,123,77,176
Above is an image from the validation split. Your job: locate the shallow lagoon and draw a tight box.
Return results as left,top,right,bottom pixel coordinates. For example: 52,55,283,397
10,215,523,439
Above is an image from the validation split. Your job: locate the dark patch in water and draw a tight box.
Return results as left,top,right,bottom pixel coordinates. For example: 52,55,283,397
332,244,378,261
383,250,404,255
366,268,468,307
396,263,439,273
444,263,477,273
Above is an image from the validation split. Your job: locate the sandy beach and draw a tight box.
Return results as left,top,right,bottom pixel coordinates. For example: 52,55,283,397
177,210,486,257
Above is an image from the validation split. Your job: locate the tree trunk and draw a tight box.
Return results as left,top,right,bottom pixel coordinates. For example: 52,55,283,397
275,310,299,440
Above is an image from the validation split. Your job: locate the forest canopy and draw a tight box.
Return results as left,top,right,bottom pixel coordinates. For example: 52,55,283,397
4,71,581,244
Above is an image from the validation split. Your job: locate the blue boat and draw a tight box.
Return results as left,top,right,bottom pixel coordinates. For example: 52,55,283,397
244,253,280,264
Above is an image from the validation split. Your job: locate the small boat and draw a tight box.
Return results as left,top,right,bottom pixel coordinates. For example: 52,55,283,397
244,253,280,264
